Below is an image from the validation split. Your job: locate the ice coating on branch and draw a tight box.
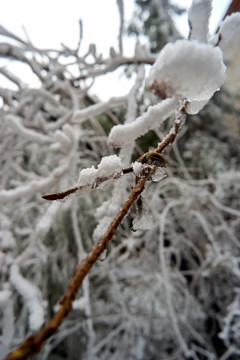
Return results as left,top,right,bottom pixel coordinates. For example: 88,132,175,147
108,98,178,148
132,161,143,176
132,196,154,231
132,213,154,231
185,99,209,115
132,161,166,182
152,167,167,182
217,13,240,49
188,0,212,42
147,40,226,112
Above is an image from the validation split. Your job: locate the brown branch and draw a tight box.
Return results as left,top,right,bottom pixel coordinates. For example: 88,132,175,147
4,175,149,360
42,187,79,201
156,113,185,153
6,110,185,360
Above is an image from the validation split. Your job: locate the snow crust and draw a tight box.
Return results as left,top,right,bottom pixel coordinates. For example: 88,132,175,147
146,40,226,108
188,0,212,43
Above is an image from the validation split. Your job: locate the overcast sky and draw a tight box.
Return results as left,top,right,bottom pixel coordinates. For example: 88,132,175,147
0,0,232,99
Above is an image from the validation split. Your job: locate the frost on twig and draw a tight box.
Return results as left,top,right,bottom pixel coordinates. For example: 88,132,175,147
188,0,212,42
10,265,45,332
72,96,127,124
108,98,178,147
42,155,123,201
76,154,122,194
217,12,240,48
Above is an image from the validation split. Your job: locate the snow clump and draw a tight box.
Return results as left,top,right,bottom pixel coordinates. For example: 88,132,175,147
77,155,122,194
146,40,226,109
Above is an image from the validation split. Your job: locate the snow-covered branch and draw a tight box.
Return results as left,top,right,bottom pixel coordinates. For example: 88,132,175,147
1,0,240,359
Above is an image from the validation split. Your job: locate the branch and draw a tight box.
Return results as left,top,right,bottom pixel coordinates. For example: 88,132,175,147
4,174,149,360
5,103,185,359
42,112,185,202
77,55,155,80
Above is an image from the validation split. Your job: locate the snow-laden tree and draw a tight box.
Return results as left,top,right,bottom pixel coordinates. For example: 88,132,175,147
0,1,240,359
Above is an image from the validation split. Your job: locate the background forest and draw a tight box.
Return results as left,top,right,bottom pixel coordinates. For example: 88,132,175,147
0,1,240,359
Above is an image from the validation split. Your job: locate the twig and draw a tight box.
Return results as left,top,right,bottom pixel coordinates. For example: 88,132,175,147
156,111,186,153
77,55,155,80
6,111,184,359
4,175,149,360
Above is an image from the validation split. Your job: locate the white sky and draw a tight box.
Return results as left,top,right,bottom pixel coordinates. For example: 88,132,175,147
0,0,232,100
